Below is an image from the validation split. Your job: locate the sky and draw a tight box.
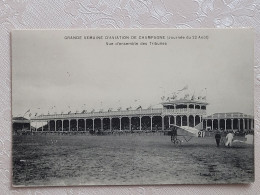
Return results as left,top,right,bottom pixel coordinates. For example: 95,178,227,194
12,29,254,117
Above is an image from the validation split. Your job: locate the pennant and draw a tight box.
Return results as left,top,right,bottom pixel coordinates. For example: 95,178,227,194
178,85,188,92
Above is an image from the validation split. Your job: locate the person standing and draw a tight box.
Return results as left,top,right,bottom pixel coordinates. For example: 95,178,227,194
225,132,234,147
215,130,221,147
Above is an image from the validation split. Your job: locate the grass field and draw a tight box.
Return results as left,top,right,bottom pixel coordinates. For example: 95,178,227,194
12,133,254,186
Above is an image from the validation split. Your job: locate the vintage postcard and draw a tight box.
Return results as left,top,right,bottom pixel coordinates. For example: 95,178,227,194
12,29,254,186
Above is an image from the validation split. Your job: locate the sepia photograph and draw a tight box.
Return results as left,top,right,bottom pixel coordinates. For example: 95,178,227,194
12,29,254,186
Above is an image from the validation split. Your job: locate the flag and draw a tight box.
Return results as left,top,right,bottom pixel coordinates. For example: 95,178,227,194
178,85,188,92
81,110,86,113
68,111,71,114
202,96,206,100
161,96,165,101
23,109,30,116
35,113,37,116
191,95,195,100
136,106,142,110
166,97,170,101
126,106,132,110
29,113,32,117
117,107,122,111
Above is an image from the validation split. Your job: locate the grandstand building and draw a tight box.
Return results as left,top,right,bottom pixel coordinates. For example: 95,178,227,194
17,98,254,133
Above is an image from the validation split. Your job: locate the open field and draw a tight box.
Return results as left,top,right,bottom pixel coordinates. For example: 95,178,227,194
12,133,254,186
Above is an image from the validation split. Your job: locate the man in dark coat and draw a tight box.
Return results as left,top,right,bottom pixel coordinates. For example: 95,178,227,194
215,130,221,147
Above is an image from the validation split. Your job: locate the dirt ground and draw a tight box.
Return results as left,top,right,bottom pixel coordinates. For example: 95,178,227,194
12,133,254,186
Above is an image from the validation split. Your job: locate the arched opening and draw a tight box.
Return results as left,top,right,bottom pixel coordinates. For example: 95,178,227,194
182,115,187,126
94,118,101,131
86,119,93,131
213,119,218,130
50,120,55,131
207,120,212,130
121,117,130,130
233,119,238,129
141,116,151,130
219,119,225,130
168,115,174,127
78,119,85,131
176,116,181,126
152,116,162,130
70,119,77,131
176,104,187,109
189,115,194,127
195,115,201,126
226,119,232,130
103,118,110,131
63,120,69,131
131,117,140,130
201,106,206,110
56,120,62,131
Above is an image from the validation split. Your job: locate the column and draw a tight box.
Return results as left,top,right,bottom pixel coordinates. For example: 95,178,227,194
243,119,245,130
218,119,220,130
238,119,240,130
139,117,142,131
231,119,233,130
101,118,103,131
193,115,196,127
30,120,32,132
69,120,71,131
224,119,226,130
42,121,44,131
168,116,171,127
93,119,95,131
76,119,79,131
180,116,183,126
211,119,213,130
119,117,122,130
187,115,189,127
62,120,64,131
129,117,131,131
174,116,176,125
247,119,249,130
85,119,87,131
162,116,164,130
150,116,153,130
54,120,56,131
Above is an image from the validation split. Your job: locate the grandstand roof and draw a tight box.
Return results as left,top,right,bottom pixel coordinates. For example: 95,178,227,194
162,99,208,105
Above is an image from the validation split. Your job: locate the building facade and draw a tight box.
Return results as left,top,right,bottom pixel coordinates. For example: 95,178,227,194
14,98,253,133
